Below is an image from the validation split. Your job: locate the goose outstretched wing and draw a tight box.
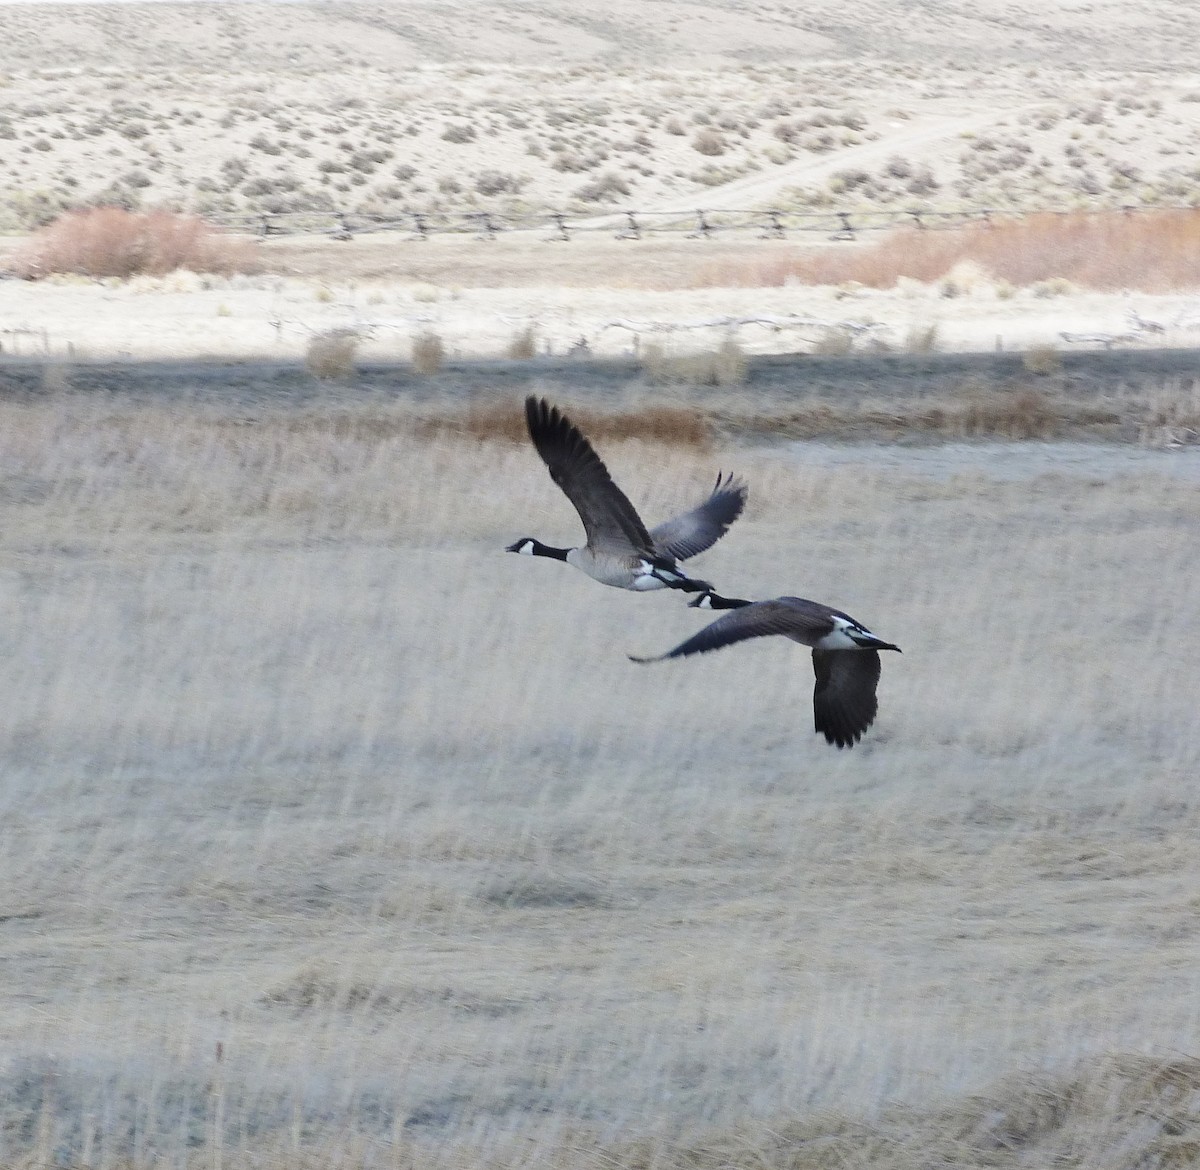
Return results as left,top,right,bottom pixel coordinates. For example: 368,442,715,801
628,599,829,662
524,397,655,556
649,472,747,561
811,650,881,749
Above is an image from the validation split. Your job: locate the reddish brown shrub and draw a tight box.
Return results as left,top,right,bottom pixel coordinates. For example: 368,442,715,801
702,209,1200,292
15,208,259,279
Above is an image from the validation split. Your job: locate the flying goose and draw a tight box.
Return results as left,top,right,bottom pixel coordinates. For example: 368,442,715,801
632,591,900,748
507,396,746,594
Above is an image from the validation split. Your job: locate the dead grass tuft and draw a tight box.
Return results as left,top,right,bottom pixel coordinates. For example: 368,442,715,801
1023,344,1063,376
411,329,446,374
640,337,748,387
505,325,539,360
904,323,941,354
809,327,856,356
704,209,1200,292
305,329,359,381
14,208,259,280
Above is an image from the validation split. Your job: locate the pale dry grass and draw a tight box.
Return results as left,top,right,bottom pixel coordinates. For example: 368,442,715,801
0,394,1198,1169
707,209,1200,292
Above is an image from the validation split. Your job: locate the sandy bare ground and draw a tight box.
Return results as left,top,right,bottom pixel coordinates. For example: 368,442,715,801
0,392,1198,1168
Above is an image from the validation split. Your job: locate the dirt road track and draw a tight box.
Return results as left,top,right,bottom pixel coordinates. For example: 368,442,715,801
575,108,1034,231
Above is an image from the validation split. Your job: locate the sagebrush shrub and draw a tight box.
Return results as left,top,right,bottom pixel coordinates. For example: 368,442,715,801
305,329,359,381
691,128,727,156
411,331,446,374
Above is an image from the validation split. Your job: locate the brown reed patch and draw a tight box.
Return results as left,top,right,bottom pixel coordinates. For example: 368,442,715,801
701,209,1200,292
958,387,1059,439
419,400,714,451
380,383,1142,449
14,208,259,280
711,384,1127,442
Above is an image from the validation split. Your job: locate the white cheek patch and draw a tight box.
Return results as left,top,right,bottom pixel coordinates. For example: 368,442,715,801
517,541,535,555
816,616,872,651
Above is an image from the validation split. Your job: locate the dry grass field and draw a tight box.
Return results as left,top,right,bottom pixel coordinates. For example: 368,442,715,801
1,390,1199,1168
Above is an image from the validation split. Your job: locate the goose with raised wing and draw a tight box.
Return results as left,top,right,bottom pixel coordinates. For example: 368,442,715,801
632,591,900,748
507,396,746,594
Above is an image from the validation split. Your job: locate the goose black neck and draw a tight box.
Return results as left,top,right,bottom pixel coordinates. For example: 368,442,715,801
704,592,753,609
529,540,570,562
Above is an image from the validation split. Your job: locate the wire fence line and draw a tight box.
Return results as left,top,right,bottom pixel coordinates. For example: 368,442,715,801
208,205,1003,243
205,202,1186,243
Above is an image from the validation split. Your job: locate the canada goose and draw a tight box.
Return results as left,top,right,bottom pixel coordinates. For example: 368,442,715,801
632,591,901,748
507,396,746,594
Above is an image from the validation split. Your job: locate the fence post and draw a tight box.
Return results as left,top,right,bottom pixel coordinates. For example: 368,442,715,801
470,212,499,240
688,210,713,239
832,212,855,241
548,213,571,242
616,211,641,240
759,210,785,239
333,213,354,242
411,212,429,241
